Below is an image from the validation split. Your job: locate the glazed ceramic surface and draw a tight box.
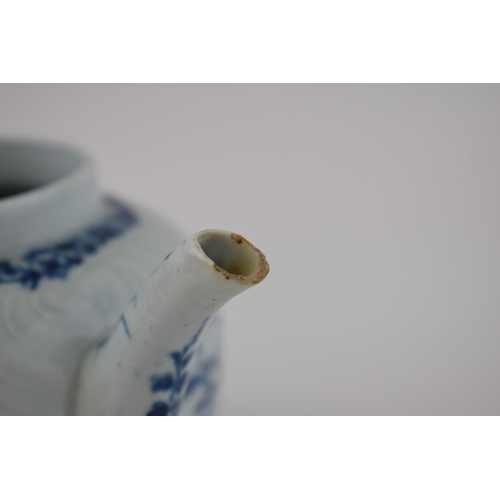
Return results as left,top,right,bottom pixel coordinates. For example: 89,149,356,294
0,140,268,415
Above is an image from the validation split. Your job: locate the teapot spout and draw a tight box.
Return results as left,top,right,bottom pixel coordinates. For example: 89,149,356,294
75,230,269,415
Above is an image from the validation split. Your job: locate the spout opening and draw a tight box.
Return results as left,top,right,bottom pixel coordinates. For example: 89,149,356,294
197,231,269,285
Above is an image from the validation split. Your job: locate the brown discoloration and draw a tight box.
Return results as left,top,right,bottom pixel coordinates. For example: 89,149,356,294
208,232,270,286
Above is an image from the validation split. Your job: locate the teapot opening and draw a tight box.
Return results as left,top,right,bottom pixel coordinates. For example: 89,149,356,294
0,183,35,199
197,230,269,285
0,139,98,257
0,140,85,201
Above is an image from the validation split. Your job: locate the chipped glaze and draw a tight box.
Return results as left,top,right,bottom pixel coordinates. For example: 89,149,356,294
0,140,269,415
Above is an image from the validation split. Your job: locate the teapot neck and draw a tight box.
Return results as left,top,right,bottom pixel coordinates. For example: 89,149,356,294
0,140,99,257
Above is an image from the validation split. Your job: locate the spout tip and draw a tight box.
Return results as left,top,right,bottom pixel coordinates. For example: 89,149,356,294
196,230,270,286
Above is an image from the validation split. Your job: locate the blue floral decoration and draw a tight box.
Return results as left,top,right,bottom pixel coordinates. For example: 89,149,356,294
184,355,219,415
0,197,138,290
146,317,217,416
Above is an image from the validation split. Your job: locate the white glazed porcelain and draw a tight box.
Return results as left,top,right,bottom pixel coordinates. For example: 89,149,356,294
0,140,269,416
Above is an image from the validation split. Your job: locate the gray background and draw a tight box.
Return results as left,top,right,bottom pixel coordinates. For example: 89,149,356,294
1,84,499,415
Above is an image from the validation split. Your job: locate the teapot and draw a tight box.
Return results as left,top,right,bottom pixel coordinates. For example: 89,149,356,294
0,140,269,415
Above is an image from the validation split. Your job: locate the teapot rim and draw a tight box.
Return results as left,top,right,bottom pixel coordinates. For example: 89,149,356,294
0,138,99,256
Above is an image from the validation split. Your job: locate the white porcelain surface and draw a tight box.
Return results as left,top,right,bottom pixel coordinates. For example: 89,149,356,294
77,231,265,415
0,140,268,415
0,140,99,257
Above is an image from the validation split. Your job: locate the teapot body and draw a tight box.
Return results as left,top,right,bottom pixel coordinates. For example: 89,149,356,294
0,142,221,415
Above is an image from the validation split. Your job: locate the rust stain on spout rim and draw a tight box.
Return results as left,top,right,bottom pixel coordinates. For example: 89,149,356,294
196,230,270,286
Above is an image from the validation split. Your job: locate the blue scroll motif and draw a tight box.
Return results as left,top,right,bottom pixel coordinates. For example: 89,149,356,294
184,355,219,415
146,317,218,416
0,197,138,290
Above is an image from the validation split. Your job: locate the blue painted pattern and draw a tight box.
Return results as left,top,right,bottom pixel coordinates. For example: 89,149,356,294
120,314,132,339
146,317,214,416
184,356,219,415
0,197,138,290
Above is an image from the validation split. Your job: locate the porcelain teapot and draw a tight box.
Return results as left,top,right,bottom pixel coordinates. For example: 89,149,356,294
0,140,269,415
